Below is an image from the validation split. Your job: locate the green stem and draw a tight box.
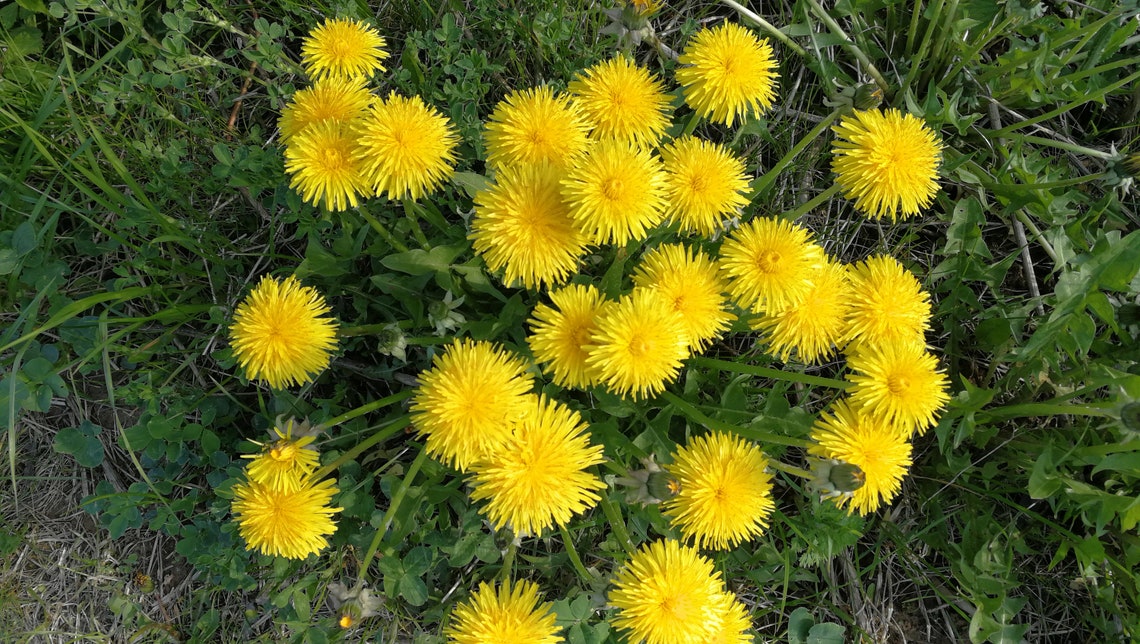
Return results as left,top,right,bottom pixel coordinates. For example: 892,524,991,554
804,0,889,95
749,109,842,201
402,199,432,249
679,110,702,138
499,538,517,582
688,356,850,390
986,68,1140,138
660,391,814,449
766,459,814,479
720,0,806,57
313,415,412,480
357,205,409,253
1015,135,1116,160
598,490,636,556
977,403,1115,422
360,446,429,585
983,174,1107,191
901,0,946,99
559,524,592,582
783,183,842,221
322,390,415,429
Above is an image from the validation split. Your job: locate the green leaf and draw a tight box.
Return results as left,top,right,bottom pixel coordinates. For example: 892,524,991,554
398,575,428,606
788,607,814,644
451,171,490,199
53,420,104,468
1091,451,1140,476
381,245,467,276
807,622,846,644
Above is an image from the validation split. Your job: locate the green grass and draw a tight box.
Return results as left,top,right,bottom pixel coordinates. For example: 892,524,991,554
2,0,1139,642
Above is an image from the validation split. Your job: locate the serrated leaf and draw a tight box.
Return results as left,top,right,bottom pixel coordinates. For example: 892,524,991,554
381,245,467,276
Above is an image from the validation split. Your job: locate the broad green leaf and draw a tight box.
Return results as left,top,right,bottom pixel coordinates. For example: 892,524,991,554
53,420,104,467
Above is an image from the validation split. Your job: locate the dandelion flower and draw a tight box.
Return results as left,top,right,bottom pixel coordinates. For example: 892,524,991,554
528,284,612,389
844,254,931,351
243,421,320,491
278,76,373,142
445,580,562,644
661,137,750,236
470,164,587,290
230,275,339,389
284,120,369,212
809,399,912,515
708,596,753,644
411,339,535,472
568,55,671,147
609,539,732,644
586,289,690,400
662,432,774,550
231,476,342,559
468,395,606,536
676,22,779,126
354,93,459,201
300,18,388,80
846,343,950,436
632,244,734,352
483,86,590,170
752,259,852,363
832,108,943,221
562,139,668,246
718,217,826,313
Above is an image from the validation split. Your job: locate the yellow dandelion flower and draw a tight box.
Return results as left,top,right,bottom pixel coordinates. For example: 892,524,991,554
230,275,339,389
568,55,672,147
632,243,734,352
284,120,369,212
662,432,775,550
718,217,826,313
846,343,951,436
609,539,732,644
470,163,587,290
243,421,320,491
832,108,943,221
300,18,388,80
483,86,591,170
527,284,612,389
468,395,606,536
561,139,668,246
661,137,750,236
752,259,852,363
844,254,931,351
676,22,779,127
809,399,913,516
354,93,459,201
231,476,342,559
411,339,535,472
586,289,690,400
278,76,374,142
708,596,753,644
445,580,562,644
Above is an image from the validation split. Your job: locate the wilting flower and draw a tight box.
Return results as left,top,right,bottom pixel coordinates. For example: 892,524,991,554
229,275,339,389
632,243,734,352
354,93,459,201
278,76,373,142
300,18,388,80
662,432,774,550
483,86,591,170
844,254,931,351
231,476,342,559
468,395,606,536
718,217,826,313
676,22,779,126
752,259,852,363
661,137,750,236
243,419,320,491
528,284,612,389
569,54,671,147
586,289,690,400
284,120,369,211
561,139,668,246
445,580,562,644
846,343,951,436
831,108,943,221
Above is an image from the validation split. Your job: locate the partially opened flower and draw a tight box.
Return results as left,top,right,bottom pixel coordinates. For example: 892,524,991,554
468,395,606,536
470,163,587,290
844,254,931,351
718,217,826,313
609,539,732,644
528,284,612,389
231,476,342,559
662,432,774,550
561,139,668,246
568,54,671,147
483,86,590,170
586,289,690,400
632,243,734,352
445,580,562,644
661,137,750,236
411,339,535,471
278,76,373,142
809,399,913,516
832,108,942,221
230,275,339,389
846,343,950,436
243,420,320,491
752,259,852,363
300,18,388,80
676,22,779,126
354,93,459,201
284,120,369,212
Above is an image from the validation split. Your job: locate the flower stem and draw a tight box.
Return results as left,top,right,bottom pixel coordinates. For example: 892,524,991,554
804,0,890,95
660,390,814,449
357,205,409,253
401,199,432,249
360,445,429,584
322,390,415,429
598,489,637,556
499,537,517,582
720,0,806,57
688,356,849,390
783,181,842,221
1016,135,1116,160
749,109,842,201
766,458,814,479
559,524,592,582
679,110,702,138
313,414,412,480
